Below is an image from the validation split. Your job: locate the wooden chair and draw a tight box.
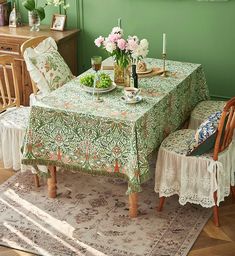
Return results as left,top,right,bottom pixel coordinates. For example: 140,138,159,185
155,97,235,226
0,55,31,171
0,55,20,111
21,36,48,98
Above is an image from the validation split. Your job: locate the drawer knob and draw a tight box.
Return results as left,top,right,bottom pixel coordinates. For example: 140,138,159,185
0,46,13,51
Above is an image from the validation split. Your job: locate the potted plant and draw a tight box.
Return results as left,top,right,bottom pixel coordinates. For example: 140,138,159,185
22,0,69,31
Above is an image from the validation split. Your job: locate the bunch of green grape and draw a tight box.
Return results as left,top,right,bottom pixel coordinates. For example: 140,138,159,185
80,74,94,87
96,73,112,88
80,73,112,88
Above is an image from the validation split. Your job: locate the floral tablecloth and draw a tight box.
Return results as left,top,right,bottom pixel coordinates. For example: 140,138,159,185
21,58,209,193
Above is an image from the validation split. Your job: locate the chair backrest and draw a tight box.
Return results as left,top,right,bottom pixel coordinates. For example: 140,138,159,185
214,96,235,160
20,36,48,95
0,55,20,113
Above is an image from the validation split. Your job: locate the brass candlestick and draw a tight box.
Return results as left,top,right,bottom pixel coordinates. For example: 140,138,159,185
161,53,168,77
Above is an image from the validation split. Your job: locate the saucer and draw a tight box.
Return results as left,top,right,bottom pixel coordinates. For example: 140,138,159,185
136,68,153,75
121,95,143,104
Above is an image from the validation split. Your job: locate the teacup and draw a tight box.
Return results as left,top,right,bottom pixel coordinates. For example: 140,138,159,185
124,87,141,100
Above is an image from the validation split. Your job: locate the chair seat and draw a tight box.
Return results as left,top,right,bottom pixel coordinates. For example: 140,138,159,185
188,100,226,129
161,129,195,155
155,129,233,208
0,107,30,130
0,107,30,170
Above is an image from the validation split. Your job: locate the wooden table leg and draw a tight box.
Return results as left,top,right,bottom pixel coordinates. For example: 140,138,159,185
157,196,165,212
34,174,40,187
47,166,57,198
129,192,138,218
231,186,235,199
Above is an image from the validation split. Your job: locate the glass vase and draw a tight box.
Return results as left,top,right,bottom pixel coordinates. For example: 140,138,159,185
28,11,40,32
114,63,130,87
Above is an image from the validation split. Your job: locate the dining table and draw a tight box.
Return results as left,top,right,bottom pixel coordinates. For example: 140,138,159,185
21,57,209,218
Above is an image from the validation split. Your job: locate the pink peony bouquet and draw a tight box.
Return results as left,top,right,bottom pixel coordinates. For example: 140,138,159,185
94,27,149,68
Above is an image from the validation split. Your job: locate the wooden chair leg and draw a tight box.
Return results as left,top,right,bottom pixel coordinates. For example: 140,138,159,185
34,174,40,187
47,166,57,198
213,191,219,227
231,186,235,199
129,192,138,218
157,196,165,212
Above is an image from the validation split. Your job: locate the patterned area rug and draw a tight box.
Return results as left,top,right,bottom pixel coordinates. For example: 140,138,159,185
0,159,211,256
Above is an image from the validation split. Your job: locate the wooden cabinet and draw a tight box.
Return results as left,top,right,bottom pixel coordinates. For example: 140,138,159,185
0,25,79,106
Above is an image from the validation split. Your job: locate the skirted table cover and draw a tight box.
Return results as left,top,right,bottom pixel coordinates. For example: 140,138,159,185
21,58,209,194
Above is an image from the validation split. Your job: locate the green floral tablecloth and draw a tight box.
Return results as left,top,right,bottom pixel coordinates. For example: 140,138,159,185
21,58,209,194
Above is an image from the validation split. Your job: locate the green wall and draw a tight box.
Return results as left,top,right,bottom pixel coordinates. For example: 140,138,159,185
15,0,235,99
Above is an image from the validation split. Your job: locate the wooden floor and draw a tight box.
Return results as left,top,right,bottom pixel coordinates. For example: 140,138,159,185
0,164,234,256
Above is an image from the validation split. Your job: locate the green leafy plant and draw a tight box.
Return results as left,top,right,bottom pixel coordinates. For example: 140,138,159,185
22,0,45,20
22,0,69,21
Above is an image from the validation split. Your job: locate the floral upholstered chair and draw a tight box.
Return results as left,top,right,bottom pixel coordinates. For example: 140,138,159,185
21,36,74,106
188,98,235,183
188,100,226,129
155,97,235,226
0,55,30,171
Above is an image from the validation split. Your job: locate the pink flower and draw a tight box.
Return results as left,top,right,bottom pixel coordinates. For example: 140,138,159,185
117,39,126,50
108,34,121,43
127,38,138,51
94,28,149,62
94,36,104,47
105,42,116,53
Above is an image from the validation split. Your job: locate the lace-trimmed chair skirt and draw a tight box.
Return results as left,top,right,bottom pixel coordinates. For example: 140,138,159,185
188,100,235,172
0,107,30,170
154,129,235,208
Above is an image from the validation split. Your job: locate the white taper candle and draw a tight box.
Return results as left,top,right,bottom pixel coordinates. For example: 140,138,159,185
163,33,166,54
118,18,122,28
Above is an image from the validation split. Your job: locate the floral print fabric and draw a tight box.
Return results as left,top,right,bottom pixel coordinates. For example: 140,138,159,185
189,100,226,129
187,111,222,155
195,111,222,144
30,50,74,92
21,58,209,193
24,37,74,95
160,129,195,155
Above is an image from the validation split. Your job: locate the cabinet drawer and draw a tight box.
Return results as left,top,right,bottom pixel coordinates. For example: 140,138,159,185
0,41,20,55
0,36,26,57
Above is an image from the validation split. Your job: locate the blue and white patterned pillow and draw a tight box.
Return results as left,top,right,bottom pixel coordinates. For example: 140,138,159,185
187,111,222,156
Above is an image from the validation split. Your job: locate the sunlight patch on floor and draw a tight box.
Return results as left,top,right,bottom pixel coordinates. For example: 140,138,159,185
0,197,81,255
3,222,51,256
1,190,108,256
4,188,75,237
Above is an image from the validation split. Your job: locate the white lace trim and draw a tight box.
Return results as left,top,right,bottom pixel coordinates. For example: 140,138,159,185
0,107,30,170
155,142,235,208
